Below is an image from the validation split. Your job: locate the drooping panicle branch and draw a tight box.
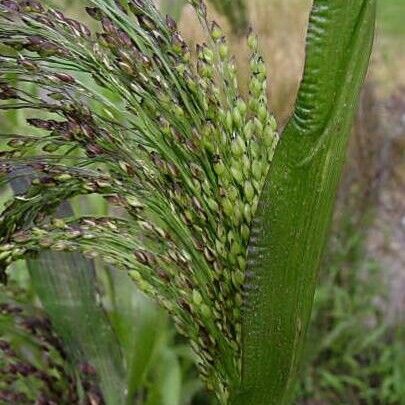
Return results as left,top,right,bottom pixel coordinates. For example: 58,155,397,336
0,0,278,400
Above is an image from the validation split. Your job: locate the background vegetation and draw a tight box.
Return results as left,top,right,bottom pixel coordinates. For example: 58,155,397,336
0,0,404,404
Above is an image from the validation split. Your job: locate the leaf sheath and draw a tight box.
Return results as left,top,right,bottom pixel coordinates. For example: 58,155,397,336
236,1,376,403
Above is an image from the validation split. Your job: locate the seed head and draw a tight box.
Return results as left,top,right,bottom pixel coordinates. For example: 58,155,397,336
0,0,278,399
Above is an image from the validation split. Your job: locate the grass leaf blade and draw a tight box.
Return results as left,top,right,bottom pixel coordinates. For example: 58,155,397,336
237,1,376,403
28,253,126,405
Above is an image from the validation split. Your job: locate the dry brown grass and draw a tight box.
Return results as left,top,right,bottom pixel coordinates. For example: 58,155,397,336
370,35,405,97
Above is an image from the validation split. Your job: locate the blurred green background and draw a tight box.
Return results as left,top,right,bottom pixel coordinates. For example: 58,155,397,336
1,1,404,404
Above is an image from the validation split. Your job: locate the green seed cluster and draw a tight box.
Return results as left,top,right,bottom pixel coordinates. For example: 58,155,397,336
0,0,278,400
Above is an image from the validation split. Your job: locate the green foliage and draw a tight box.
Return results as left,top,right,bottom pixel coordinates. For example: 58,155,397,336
28,252,127,404
296,219,405,404
0,0,276,401
377,0,405,36
235,1,376,403
0,0,376,403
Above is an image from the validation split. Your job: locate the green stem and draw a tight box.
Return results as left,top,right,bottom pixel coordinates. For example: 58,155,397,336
234,1,376,403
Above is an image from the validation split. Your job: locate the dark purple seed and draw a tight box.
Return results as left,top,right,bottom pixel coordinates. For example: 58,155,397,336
0,0,19,12
48,9,65,21
17,58,39,71
34,15,54,28
0,86,18,99
0,339,11,351
134,249,147,264
28,35,44,46
27,118,54,130
54,73,75,83
86,144,103,157
85,7,103,21
166,15,177,32
79,362,97,376
117,30,132,47
101,17,115,34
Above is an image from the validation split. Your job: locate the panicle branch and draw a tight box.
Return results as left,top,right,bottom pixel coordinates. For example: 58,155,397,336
0,0,278,399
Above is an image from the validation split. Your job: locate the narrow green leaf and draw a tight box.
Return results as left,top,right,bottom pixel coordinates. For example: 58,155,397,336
146,348,182,405
29,253,126,405
104,269,166,404
237,1,376,403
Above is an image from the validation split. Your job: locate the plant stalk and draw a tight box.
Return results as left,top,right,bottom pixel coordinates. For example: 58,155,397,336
234,1,376,403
